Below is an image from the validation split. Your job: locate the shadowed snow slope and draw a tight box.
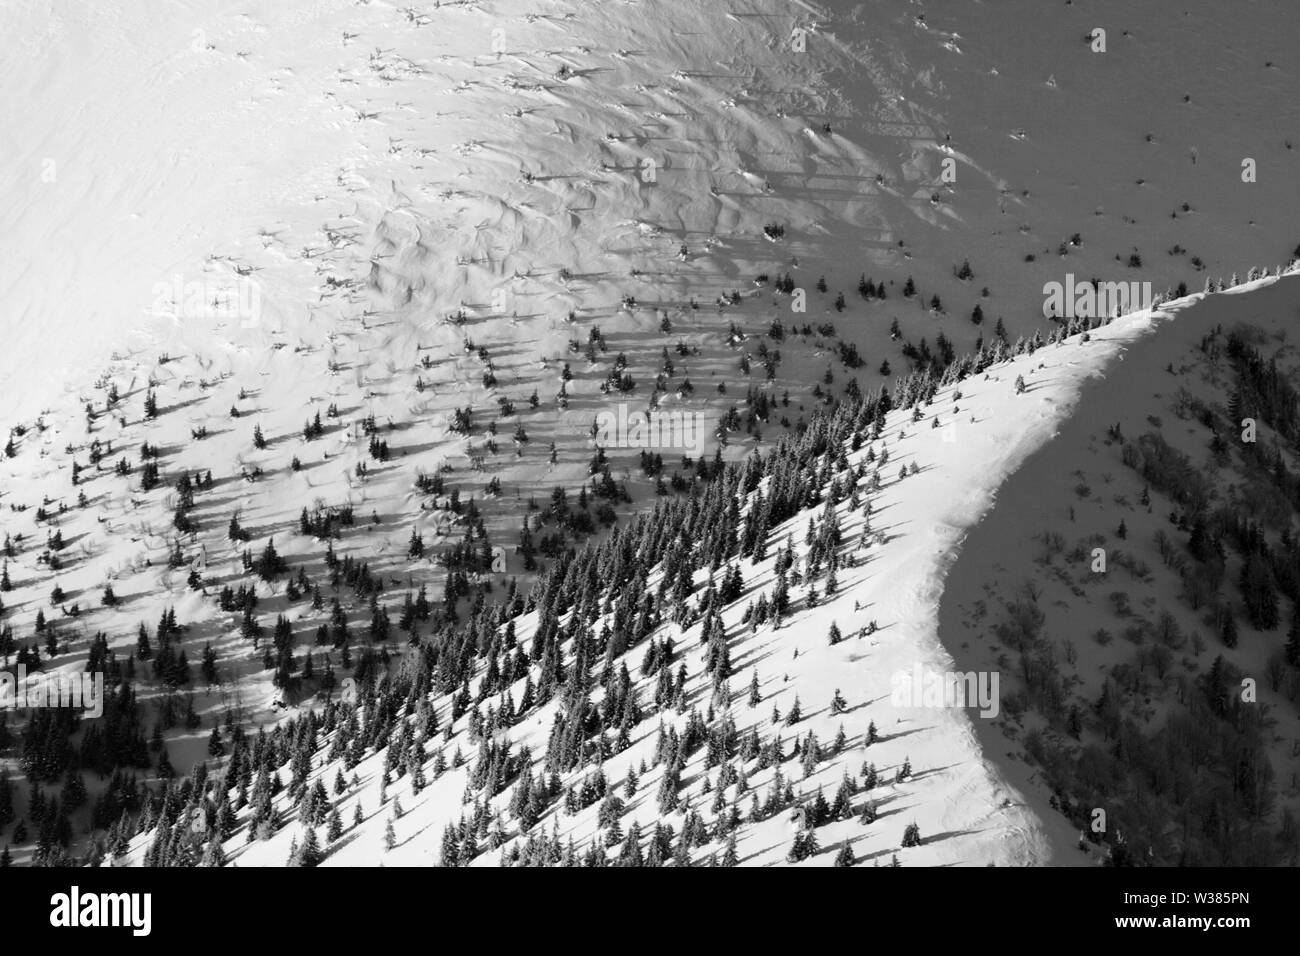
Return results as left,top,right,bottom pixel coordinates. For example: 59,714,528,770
938,272,1300,865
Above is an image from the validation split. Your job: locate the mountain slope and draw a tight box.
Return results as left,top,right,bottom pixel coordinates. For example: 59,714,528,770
939,271,1300,865
101,287,1235,869
5,0,1298,425
3,0,1300,868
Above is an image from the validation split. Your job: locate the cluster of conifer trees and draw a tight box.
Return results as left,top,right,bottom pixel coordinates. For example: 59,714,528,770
0,277,1128,866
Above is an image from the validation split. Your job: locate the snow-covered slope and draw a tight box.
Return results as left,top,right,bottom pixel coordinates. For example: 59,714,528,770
4,0,1300,868
99,291,1237,869
4,0,1298,426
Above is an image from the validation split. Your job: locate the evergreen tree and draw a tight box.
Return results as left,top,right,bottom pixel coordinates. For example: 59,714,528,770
1221,611,1239,649
1240,552,1280,630
859,799,879,824
299,824,323,867
901,822,922,847
1286,610,1300,667
0,774,12,830
721,833,739,867
201,839,226,868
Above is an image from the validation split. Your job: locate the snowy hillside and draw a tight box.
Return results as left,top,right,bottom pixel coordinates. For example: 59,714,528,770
2,0,1299,870
4,0,1298,427
94,295,1242,869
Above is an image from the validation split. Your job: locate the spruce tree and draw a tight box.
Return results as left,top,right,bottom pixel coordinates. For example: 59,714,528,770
1287,610,1300,667
721,833,739,866
201,839,226,868
1221,611,1239,649
901,822,922,847
298,825,323,867
0,774,12,830
1240,552,1280,630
